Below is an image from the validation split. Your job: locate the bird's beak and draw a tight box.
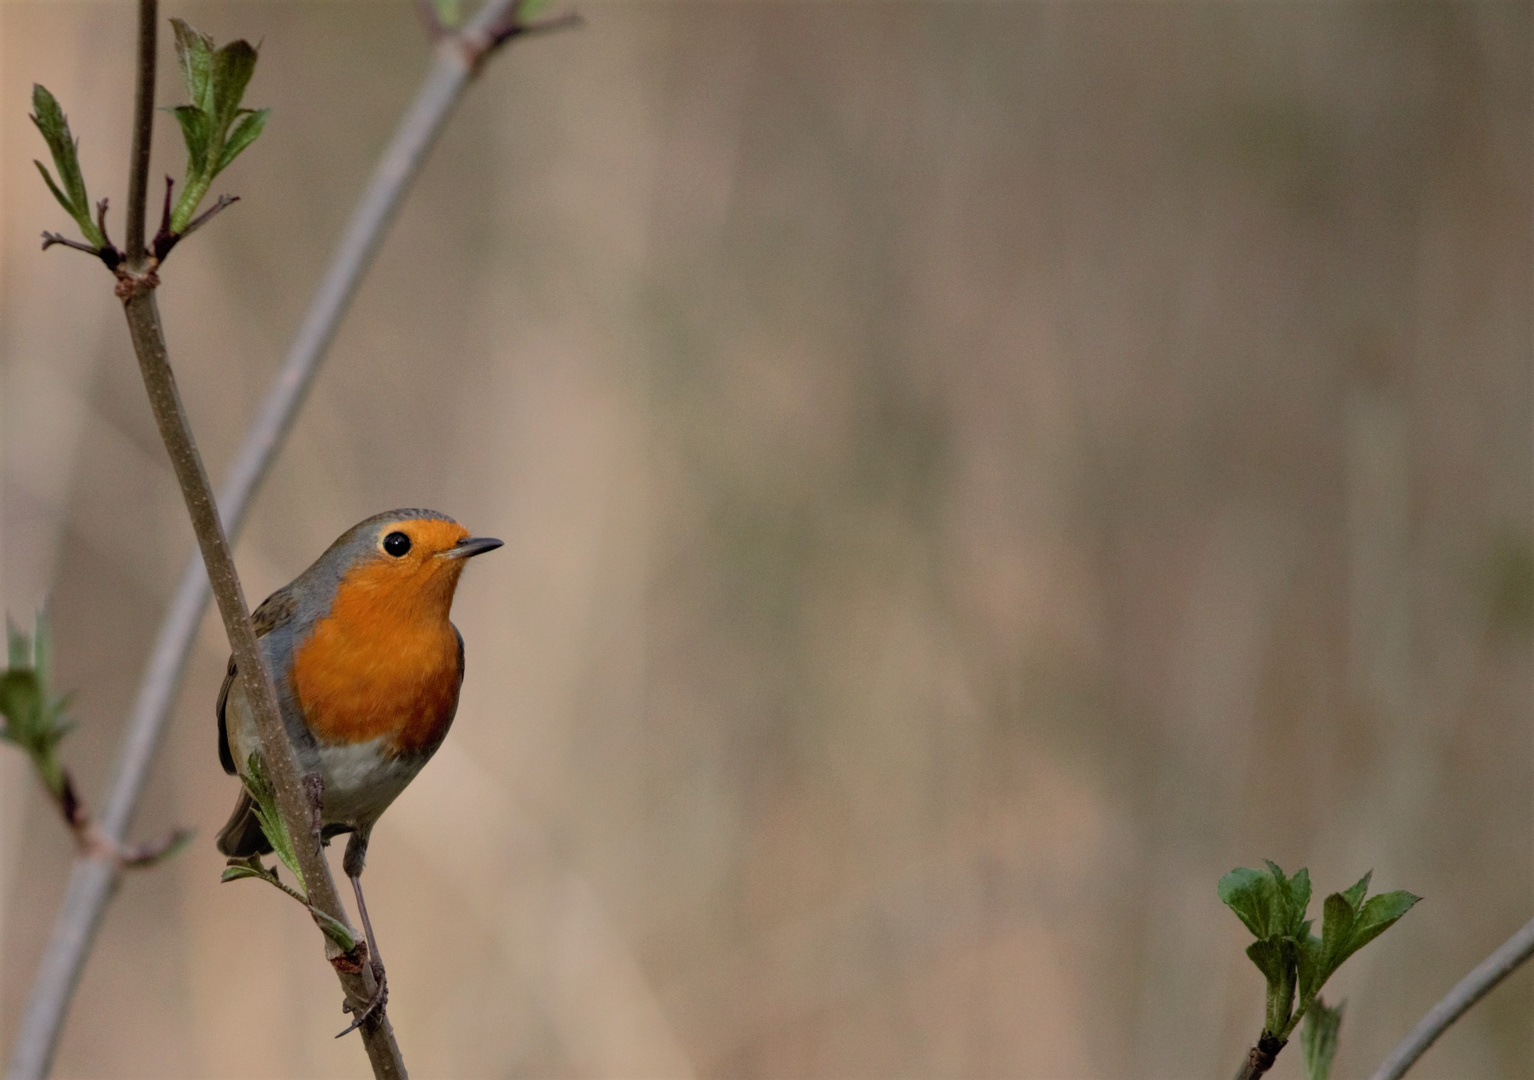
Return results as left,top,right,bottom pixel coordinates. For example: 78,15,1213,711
440,536,504,560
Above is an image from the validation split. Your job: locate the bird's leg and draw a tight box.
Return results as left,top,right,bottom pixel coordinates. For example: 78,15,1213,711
335,826,387,1037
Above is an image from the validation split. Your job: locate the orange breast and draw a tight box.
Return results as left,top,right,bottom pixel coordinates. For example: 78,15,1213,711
291,559,464,756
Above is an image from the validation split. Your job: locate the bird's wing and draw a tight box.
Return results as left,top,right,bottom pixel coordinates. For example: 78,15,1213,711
455,626,465,690
217,585,301,775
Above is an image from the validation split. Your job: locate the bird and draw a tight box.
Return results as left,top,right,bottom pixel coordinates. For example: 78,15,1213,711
215,508,501,1031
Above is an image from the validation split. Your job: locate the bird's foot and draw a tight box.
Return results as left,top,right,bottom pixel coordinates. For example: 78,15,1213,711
335,960,388,1038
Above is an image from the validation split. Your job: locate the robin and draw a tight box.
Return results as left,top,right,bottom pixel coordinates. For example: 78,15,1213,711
215,508,501,1031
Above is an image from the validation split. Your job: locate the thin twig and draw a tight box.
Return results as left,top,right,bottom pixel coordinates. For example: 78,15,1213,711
29,760,186,869
492,10,584,48
154,193,239,260
38,233,102,256
123,0,156,262
1367,914,1534,1080
5,2,540,1077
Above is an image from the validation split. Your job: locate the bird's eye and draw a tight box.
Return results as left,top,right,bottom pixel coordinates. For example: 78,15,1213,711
383,531,412,557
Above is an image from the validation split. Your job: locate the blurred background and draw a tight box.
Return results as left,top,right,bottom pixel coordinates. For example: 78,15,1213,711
1,3,1530,1077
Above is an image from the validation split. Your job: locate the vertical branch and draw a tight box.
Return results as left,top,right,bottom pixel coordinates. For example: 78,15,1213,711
124,0,157,264
6,1,563,1077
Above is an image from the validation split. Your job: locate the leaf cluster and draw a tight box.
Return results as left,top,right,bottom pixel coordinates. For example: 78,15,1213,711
166,19,268,234
0,613,75,800
1220,861,1419,1043
29,85,109,251
221,752,355,953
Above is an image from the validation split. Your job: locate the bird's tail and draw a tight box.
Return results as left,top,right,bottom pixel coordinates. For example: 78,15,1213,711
215,789,275,858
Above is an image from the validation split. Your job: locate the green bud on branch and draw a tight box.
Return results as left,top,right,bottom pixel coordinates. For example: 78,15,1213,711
165,19,268,234
29,85,109,250
1214,859,1417,1073
1,612,76,802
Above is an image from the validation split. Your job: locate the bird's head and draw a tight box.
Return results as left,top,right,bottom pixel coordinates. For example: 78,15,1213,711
326,509,502,621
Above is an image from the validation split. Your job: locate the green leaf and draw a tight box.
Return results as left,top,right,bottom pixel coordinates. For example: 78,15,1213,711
243,752,304,889
6,619,30,669
171,19,216,113
313,908,357,953
1247,937,1298,1035
1261,861,1312,937
29,85,105,246
168,105,212,176
1220,866,1276,939
1246,938,1286,985
1349,891,1421,954
32,609,52,688
210,39,259,132
1295,932,1327,1010
164,25,265,234
1300,997,1344,1080
29,85,86,213
1320,892,1356,972
1341,871,1371,912
216,108,268,174
1286,868,1312,934
220,864,271,884
0,670,43,742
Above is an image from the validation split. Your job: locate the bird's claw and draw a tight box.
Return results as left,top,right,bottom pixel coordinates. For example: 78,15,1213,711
334,963,388,1038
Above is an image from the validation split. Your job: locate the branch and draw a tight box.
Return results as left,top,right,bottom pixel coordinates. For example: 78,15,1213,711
116,281,407,1076
123,0,156,263
1367,914,1534,1080
1231,1034,1286,1080
48,766,188,868
5,1,547,1076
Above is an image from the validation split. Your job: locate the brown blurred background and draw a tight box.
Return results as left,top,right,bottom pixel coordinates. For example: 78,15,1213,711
1,2,1531,1077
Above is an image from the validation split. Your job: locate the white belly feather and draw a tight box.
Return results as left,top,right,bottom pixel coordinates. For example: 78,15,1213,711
225,680,425,829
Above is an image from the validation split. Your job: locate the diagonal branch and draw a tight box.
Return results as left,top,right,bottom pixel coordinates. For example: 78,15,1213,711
4,1,551,1076
116,279,407,1075
1367,914,1534,1080
113,2,401,1071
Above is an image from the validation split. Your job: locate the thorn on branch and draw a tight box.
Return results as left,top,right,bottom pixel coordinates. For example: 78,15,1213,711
121,827,195,869
152,176,176,260
60,772,85,830
40,231,123,270
153,187,239,262
465,8,582,73
95,198,116,252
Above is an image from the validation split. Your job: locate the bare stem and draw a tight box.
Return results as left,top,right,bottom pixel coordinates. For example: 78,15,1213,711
5,1,542,1077
1367,914,1534,1080
123,0,156,263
